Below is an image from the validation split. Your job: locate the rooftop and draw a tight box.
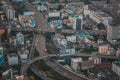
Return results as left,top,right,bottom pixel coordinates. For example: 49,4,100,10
7,53,18,57
114,61,120,67
71,57,83,62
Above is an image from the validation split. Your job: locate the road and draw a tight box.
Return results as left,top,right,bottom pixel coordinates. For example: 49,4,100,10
46,58,88,80
21,55,59,80
21,54,89,80
21,0,47,79
24,0,46,56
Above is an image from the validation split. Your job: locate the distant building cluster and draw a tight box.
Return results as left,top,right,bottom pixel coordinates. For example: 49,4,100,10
1,0,120,80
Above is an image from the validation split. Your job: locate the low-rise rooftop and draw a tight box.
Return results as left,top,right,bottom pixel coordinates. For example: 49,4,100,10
114,61,120,67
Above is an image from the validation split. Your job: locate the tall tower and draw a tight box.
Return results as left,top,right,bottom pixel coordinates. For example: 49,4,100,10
73,16,83,31
6,6,15,20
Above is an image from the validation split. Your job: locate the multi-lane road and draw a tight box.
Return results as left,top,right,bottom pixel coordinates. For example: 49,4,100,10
24,0,46,56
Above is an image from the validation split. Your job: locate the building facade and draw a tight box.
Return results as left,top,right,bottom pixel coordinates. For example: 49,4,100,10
16,33,24,45
6,6,15,20
112,61,120,76
59,47,75,56
18,15,35,28
73,16,83,31
107,24,120,40
71,57,83,70
98,45,108,54
7,54,18,65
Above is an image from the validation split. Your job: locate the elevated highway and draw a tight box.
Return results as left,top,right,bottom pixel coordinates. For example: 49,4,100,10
21,54,90,80
21,52,118,79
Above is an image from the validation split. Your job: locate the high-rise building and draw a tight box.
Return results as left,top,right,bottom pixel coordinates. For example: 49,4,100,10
0,46,3,58
71,57,83,70
107,24,120,41
112,61,120,76
6,6,15,20
18,14,36,28
7,53,19,65
73,16,83,31
16,33,24,45
2,69,13,80
98,45,108,54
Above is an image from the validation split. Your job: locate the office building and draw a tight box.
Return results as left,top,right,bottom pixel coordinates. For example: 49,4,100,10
2,69,13,80
7,53,19,65
71,58,83,71
89,57,101,64
112,61,120,76
73,16,83,30
98,45,108,54
66,35,76,43
59,46,75,56
107,24,120,41
17,49,29,63
16,33,24,45
6,6,15,20
81,60,94,70
19,15,36,28
0,11,4,24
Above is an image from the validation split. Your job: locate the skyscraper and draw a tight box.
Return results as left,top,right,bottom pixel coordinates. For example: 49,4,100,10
73,16,83,31
6,6,15,20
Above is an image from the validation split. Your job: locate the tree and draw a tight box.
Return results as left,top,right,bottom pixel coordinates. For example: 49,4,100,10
84,0,91,4
97,23,105,30
57,5,64,10
81,0,91,4
55,0,59,3
0,2,3,7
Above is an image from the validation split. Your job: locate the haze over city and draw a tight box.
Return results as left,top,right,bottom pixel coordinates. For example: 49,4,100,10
0,0,120,80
